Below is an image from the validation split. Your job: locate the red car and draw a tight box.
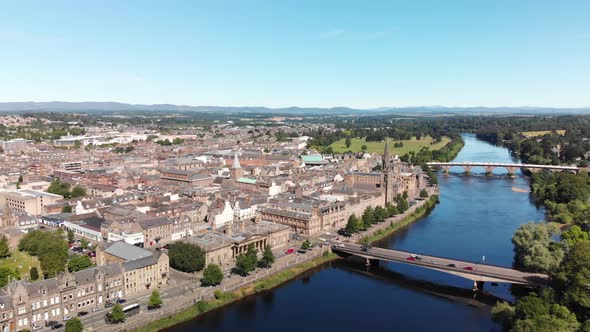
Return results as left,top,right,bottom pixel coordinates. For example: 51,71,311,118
285,248,295,254
463,266,474,271
406,256,416,261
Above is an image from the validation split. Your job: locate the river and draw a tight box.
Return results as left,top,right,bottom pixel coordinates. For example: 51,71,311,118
166,134,546,332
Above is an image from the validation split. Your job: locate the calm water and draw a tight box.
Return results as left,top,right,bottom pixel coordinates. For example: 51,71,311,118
167,134,545,332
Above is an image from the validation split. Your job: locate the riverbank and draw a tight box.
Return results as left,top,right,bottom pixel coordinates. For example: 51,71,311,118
361,194,438,244
136,251,338,332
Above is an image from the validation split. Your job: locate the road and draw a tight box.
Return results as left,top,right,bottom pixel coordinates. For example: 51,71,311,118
331,243,549,285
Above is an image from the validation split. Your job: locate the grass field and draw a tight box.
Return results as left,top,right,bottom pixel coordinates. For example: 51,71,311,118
0,250,42,280
522,130,566,137
329,136,450,155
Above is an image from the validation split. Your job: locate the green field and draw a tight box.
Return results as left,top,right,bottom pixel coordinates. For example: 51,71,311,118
0,250,42,280
329,136,451,155
522,130,566,137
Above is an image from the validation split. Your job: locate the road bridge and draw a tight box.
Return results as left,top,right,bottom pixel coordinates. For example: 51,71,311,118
426,161,578,175
332,243,549,290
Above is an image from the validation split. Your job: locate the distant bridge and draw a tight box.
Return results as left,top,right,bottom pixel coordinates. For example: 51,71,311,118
332,244,549,290
426,162,579,174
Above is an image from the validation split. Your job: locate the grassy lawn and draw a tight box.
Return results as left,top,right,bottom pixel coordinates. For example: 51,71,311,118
522,130,566,137
329,136,450,155
0,250,42,280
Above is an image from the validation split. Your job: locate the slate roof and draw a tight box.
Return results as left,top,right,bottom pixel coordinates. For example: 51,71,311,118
104,241,152,261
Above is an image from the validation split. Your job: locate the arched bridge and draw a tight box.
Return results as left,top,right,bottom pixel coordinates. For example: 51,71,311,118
426,162,579,174
332,244,549,289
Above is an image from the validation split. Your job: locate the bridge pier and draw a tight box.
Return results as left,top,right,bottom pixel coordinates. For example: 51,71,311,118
485,166,494,176
463,166,472,174
472,280,484,291
441,166,450,173
365,258,380,267
506,167,517,176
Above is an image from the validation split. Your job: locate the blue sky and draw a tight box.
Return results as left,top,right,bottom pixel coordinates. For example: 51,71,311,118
1,0,589,108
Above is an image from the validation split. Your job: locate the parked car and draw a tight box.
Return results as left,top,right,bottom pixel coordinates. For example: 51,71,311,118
51,323,64,330
63,316,72,321
285,248,295,254
32,325,43,331
92,307,101,312
77,311,88,317
406,256,416,261
104,302,115,308
463,266,474,271
116,298,127,304
46,321,59,327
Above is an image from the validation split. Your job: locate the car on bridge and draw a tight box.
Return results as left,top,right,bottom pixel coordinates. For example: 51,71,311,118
406,256,416,261
463,266,474,271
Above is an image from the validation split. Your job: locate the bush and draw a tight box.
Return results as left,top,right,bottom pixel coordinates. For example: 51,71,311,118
168,242,205,273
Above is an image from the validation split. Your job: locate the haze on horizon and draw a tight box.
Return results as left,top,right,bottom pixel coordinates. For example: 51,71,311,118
1,0,589,109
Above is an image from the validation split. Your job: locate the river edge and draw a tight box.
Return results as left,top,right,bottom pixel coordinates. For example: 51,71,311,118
135,195,441,332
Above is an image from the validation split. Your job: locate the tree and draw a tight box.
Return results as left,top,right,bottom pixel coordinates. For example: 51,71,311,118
17,175,23,183
373,206,388,222
61,205,72,213
344,214,361,235
396,195,409,213
29,267,39,281
201,264,224,286
109,303,125,323
71,185,86,198
0,266,19,287
420,189,429,198
561,225,589,248
512,222,564,273
148,289,163,307
361,144,368,152
0,235,10,258
301,240,311,250
67,229,75,244
386,203,399,217
491,301,515,330
362,207,375,229
235,244,257,276
168,242,205,273
65,318,83,332
19,230,68,278
556,241,590,320
259,245,275,268
345,136,352,148
68,255,93,272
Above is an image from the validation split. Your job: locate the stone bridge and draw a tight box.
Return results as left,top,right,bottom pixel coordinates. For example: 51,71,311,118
332,243,549,290
426,162,579,175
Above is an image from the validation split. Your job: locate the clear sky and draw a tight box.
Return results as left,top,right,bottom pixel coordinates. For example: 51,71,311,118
1,0,589,108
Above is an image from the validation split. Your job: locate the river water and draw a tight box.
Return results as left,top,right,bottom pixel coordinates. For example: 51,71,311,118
167,134,545,332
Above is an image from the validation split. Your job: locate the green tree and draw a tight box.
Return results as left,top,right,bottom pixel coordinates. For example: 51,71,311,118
235,244,257,276
345,136,352,148
29,267,39,281
148,289,163,307
556,241,590,320
168,242,205,273
67,229,75,244
0,235,10,258
65,317,83,332
61,205,72,213
491,301,515,330
73,140,82,149
109,303,125,323
396,195,409,213
68,255,93,272
561,225,589,247
17,175,23,183
259,245,275,268
344,214,361,235
386,203,399,217
512,222,564,273
201,264,224,286
19,230,68,278
301,240,311,250
361,144,368,152
0,266,19,287
419,189,429,198
362,207,375,229
71,185,86,198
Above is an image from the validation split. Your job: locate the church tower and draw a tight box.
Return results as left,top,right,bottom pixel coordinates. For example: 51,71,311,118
230,150,244,179
381,139,396,205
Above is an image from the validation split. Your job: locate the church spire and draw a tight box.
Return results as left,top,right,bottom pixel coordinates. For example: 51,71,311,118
383,139,390,170
233,150,241,169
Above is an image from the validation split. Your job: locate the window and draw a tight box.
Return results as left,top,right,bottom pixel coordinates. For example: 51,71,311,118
18,305,26,315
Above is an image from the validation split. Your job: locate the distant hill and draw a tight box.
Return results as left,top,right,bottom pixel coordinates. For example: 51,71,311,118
0,101,589,115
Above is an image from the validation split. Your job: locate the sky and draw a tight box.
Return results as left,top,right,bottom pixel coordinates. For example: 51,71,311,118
0,0,589,108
